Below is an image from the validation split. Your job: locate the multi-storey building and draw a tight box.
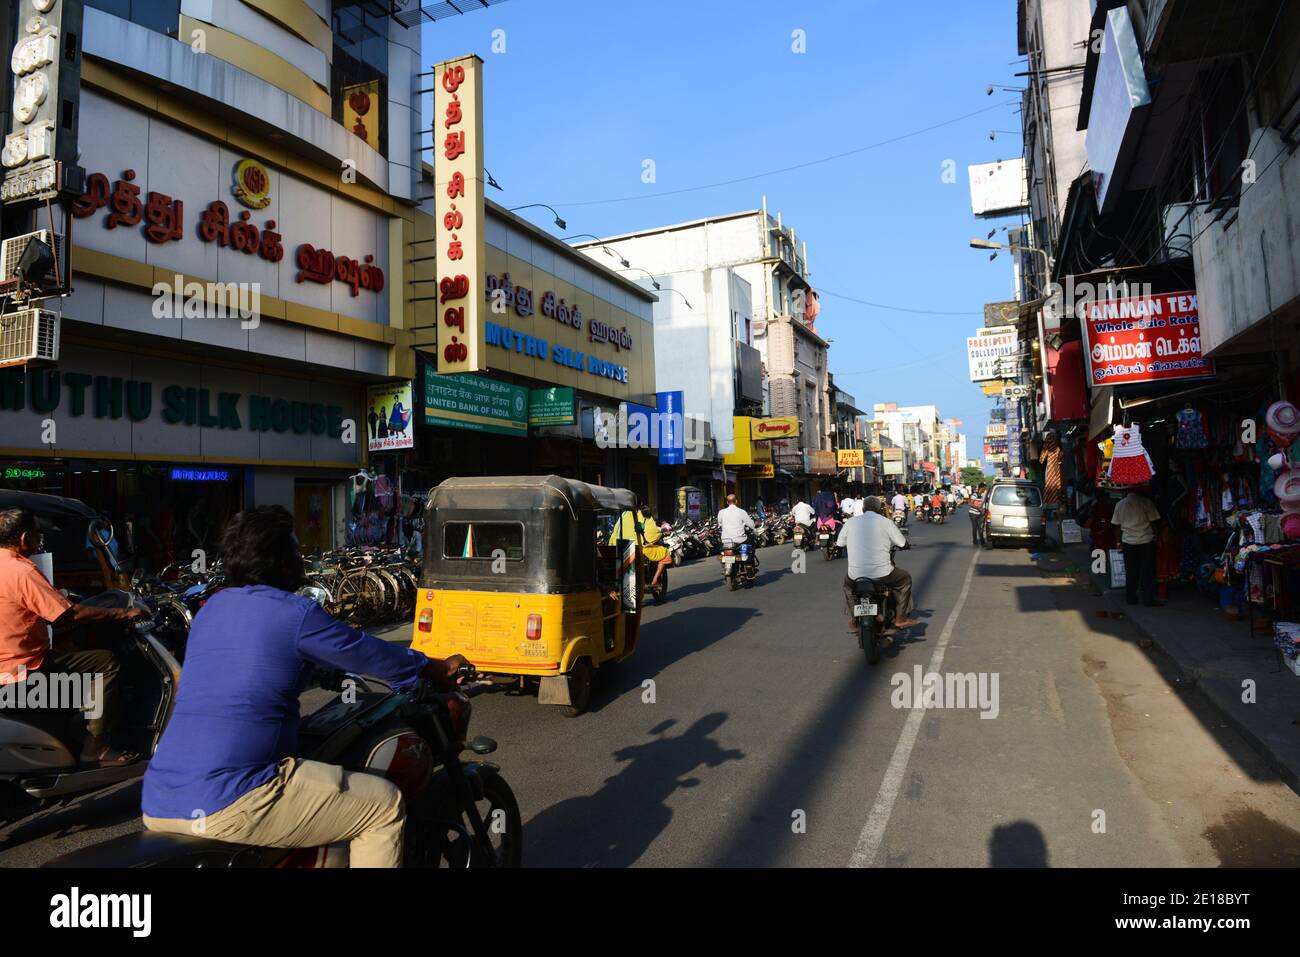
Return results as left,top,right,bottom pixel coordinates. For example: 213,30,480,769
576,199,834,503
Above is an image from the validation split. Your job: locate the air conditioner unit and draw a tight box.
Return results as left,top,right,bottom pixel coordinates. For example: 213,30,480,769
0,308,60,366
1,229,64,286
1161,203,1196,261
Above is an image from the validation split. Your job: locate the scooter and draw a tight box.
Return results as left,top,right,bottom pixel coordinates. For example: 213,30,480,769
719,532,760,591
792,521,816,551
0,594,180,826
44,662,522,869
817,516,843,561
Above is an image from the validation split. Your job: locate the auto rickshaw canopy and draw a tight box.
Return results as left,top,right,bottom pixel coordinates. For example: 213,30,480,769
422,475,639,594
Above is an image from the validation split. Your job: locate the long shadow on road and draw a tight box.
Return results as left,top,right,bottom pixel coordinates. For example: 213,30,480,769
522,712,743,867
590,605,761,713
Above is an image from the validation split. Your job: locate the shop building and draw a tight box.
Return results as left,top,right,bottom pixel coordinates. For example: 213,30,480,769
574,200,835,505
0,2,446,561
408,194,662,510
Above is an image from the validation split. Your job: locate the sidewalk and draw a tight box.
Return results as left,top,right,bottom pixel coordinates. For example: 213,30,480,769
1033,526,1300,795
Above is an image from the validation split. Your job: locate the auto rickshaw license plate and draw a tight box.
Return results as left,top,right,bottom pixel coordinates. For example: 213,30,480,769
854,602,878,617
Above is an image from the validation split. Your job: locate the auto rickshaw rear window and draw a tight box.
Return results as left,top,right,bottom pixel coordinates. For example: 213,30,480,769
442,522,525,560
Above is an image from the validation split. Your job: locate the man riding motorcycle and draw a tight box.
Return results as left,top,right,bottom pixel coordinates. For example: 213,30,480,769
617,503,671,591
791,497,816,545
140,505,468,868
836,496,920,633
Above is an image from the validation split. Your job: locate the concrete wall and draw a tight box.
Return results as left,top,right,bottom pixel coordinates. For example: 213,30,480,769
1193,125,1300,356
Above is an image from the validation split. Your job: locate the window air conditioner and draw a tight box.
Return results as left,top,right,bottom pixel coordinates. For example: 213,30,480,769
0,308,60,366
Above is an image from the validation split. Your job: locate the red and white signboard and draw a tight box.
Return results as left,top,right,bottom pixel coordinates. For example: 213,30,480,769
1081,290,1214,387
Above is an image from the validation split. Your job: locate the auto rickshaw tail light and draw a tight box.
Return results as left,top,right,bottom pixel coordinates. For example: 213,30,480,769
418,608,433,632
526,614,542,640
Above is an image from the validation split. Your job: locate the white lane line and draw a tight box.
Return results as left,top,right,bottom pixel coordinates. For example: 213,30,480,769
848,547,981,868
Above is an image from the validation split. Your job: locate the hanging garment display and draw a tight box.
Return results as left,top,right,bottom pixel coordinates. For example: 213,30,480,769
1265,400,1300,449
1108,424,1156,486
1039,433,1064,506
1175,407,1208,449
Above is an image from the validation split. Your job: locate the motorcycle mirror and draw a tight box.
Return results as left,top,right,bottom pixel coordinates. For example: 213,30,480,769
297,585,330,607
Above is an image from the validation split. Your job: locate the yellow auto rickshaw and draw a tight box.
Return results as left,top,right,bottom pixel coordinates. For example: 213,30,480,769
410,475,645,717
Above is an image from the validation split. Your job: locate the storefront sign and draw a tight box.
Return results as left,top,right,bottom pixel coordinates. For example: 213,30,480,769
434,55,487,374
968,329,1019,382
1081,291,1214,386
484,274,635,356
367,381,415,452
528,387,575,427
986,423,1008,438
2,465,45,481
752,416,799,439
484,320,630,384
656,391,685,465
0,367,346,436
170,468,231,482
342,81,382,152
74,169,385,299
422,368,525,437
805,449,837,475
742,464,775,479
837,448,865,468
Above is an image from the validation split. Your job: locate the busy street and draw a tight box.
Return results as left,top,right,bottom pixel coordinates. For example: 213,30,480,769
5,514,1298,869
3,0,1300,939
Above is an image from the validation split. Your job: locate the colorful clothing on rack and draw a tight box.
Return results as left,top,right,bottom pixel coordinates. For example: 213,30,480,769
1175,408,1208,448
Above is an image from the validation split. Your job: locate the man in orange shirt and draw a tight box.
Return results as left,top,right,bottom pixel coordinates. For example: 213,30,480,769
0,507,144,765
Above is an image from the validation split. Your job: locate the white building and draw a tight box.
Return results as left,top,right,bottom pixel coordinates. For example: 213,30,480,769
574,200,833,483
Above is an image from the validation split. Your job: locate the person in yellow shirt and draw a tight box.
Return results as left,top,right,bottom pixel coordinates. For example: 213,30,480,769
616,505,671,592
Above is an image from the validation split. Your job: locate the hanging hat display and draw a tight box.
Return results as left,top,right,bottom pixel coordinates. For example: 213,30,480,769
1266,400,1300,449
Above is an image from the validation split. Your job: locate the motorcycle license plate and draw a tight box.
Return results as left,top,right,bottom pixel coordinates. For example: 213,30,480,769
1004,516,1029,528
819,534,829,541
854,603,878,617
722,556,735,564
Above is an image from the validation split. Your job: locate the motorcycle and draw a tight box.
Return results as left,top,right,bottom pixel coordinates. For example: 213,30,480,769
0,595,180,826
848,539,909,666
930,505,947,524
817,516,843,561
719,532,759,591
644,555,669,605
792,521,815,551
43,662,522,869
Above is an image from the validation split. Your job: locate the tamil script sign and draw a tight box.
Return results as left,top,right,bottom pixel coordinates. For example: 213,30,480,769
967,329,1019,382
1080,290,1214,387
837,448,865,468
423,369,526,436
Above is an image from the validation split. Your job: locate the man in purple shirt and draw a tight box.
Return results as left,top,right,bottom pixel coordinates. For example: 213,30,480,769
141,506,466,867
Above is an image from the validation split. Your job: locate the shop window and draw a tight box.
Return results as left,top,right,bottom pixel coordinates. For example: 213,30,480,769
87,0,181,37
443,522,524,560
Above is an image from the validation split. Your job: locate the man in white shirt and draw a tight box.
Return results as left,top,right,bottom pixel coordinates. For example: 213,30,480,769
889,490,907,515
837,497,919,633
841,494,859,518
791,498,815,528
1111,490,1161,606
717,493,756,546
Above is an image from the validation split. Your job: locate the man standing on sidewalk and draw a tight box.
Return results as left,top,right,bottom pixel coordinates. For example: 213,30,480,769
967,483,987,546
1111,490,1161,606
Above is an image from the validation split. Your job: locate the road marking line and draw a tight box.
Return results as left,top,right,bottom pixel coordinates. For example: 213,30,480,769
848,547,981,868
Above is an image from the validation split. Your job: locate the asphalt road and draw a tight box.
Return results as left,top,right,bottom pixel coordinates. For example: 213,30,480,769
4,517,1300,867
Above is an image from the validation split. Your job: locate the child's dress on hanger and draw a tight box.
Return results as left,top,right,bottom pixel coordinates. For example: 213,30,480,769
1109,423,1156,485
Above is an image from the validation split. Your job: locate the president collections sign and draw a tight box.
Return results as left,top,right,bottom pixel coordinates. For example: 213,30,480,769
1081,291,1214,387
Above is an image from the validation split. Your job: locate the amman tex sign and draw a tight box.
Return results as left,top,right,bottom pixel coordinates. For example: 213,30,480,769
1081,291,1214,387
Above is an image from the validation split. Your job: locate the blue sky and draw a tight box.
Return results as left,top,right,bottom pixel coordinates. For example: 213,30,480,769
421,0,1026,467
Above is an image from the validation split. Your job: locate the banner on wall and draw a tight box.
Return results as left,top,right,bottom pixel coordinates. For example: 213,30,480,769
367,381,415,451
342,81,382,152
1080,290,1214,386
